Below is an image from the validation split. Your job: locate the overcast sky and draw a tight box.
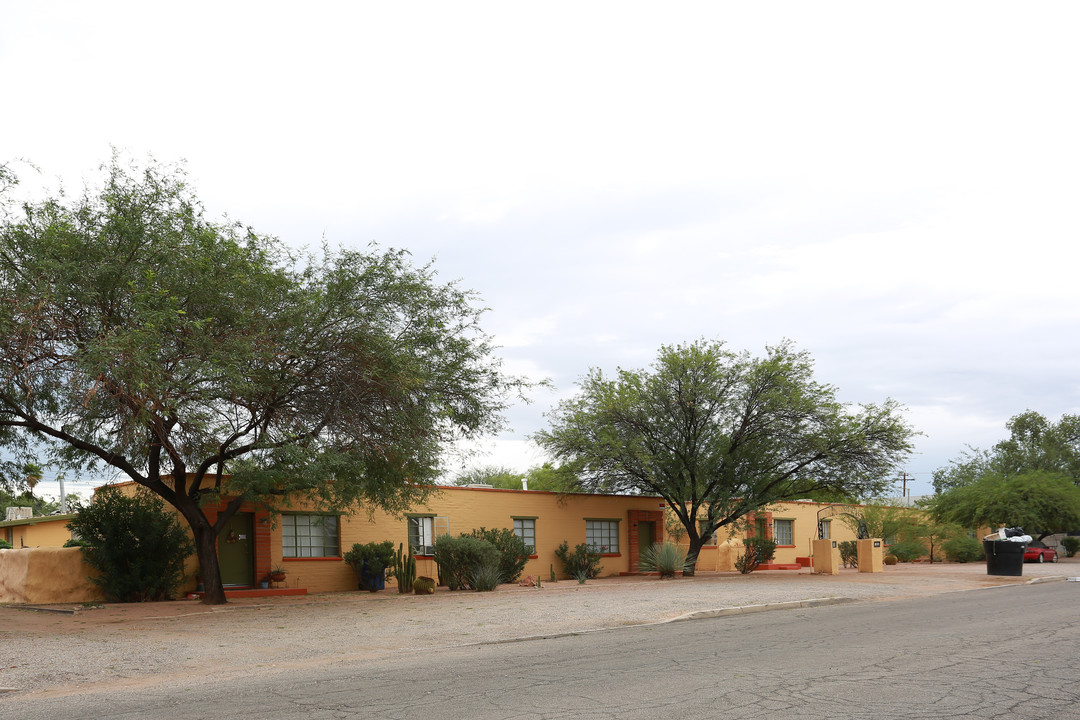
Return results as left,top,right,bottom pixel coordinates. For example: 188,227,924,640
4,2,1079,500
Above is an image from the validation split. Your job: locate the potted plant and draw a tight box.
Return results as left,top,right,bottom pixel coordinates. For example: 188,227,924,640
344,541,396,592
269,565,287,582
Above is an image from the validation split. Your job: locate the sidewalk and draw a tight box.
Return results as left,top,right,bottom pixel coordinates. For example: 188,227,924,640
2,560,1076,697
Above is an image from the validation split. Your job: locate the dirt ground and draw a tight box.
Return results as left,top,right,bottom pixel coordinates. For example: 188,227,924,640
2,559,1077,698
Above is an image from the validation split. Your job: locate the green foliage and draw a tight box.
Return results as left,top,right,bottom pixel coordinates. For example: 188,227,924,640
1060,536,1080,558
839,540,859,568
0,156,526,603
746,536,777,564
467,563,502,592
928,471,1080,538
734,549,759,574
664,511,687,543
942,536,984,563
844,503,921,544
886,539,926,562
0,538,11,549
433,534,500,590
413,576,435,594
392,542,417,594
453,465,524,489
65,487,194,602
344,541,396,591
522,462,580,492
735,536,779,573
0,488,63,518
934,411,1080,492
884,554,898,565
637,541,688,578
63,538,89,548
468,527,529,584
534,339,915,573
554,541,602,580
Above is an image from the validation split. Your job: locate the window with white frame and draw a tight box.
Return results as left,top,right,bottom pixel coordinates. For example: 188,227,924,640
774,518,794,546
408,516,435,556
585,519,619,554
282,514,340,558
513,518,536,554
819,519,831,539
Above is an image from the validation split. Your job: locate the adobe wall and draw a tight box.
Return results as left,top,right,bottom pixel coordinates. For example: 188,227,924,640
268,487,668,593
0,547,104,604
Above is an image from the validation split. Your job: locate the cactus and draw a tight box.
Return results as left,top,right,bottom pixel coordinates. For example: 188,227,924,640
413,576,436,595
393,542,417,594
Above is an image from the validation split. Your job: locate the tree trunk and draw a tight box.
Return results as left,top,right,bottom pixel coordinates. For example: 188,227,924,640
682,536,708,577
191,519,227,605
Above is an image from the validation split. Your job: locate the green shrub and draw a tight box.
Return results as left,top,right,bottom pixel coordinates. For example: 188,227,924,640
838,540,859,568
554,541,602,581
746,536,777,564
63,538,90,548
735,549,758,574
344,541,396,591
942,536,984,563
433,534,500,590
886,539,927,562
469,527,529,584
0,538,12,549
467,563,502,592
1061,536,1080,558
65,487,194,602
637,541,687,578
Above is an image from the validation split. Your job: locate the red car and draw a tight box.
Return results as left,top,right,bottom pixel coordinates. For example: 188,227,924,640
1024,540,1058,563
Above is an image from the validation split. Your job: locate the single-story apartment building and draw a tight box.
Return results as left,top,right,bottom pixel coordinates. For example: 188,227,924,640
2,479,881,602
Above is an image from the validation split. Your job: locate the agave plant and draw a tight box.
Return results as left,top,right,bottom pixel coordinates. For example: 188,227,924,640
637,541,688,578
467,563,503,592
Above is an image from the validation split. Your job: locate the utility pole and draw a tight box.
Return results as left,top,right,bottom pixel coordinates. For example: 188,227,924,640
898,471,912,499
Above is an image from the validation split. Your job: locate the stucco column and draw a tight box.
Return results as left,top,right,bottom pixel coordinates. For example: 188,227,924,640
812,538,840,575
857,538,884,572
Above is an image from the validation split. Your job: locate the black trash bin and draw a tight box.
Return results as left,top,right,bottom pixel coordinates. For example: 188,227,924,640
984,539,1026,576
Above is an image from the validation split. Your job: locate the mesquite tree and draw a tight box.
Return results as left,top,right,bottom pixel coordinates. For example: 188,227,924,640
535,340,914,574
0,157,523,603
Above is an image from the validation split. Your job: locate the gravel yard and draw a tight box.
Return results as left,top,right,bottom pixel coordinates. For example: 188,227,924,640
2,561,1076,699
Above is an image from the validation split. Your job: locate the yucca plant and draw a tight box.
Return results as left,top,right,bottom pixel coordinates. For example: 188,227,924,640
468,563,503,592
637,541,688,578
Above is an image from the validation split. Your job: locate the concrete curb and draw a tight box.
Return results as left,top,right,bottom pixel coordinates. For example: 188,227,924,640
6,605,80,615
1026,575,1067,585
473,596,857,649
667,596,857,622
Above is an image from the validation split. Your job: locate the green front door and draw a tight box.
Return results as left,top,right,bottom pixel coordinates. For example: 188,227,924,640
637,520,655,570
218,512,254,587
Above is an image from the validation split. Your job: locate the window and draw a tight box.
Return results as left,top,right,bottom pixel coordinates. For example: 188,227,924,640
586,519,619,554
819,519,831,539
282,514,339,558
513,518,536,554
774,519,794,546
409,516,435,556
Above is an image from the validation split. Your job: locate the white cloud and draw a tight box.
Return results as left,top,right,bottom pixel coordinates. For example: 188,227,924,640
5,2,1080,496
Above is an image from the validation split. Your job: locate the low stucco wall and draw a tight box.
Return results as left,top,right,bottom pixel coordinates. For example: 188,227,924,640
0,547,104,604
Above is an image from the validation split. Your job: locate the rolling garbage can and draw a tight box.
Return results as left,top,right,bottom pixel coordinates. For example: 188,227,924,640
984,539,1026,576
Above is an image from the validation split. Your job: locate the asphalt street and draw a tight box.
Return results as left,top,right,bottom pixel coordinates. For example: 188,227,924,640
7,581,1079,720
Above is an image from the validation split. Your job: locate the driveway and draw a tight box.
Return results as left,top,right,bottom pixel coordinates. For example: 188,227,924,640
2,560,1076,699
